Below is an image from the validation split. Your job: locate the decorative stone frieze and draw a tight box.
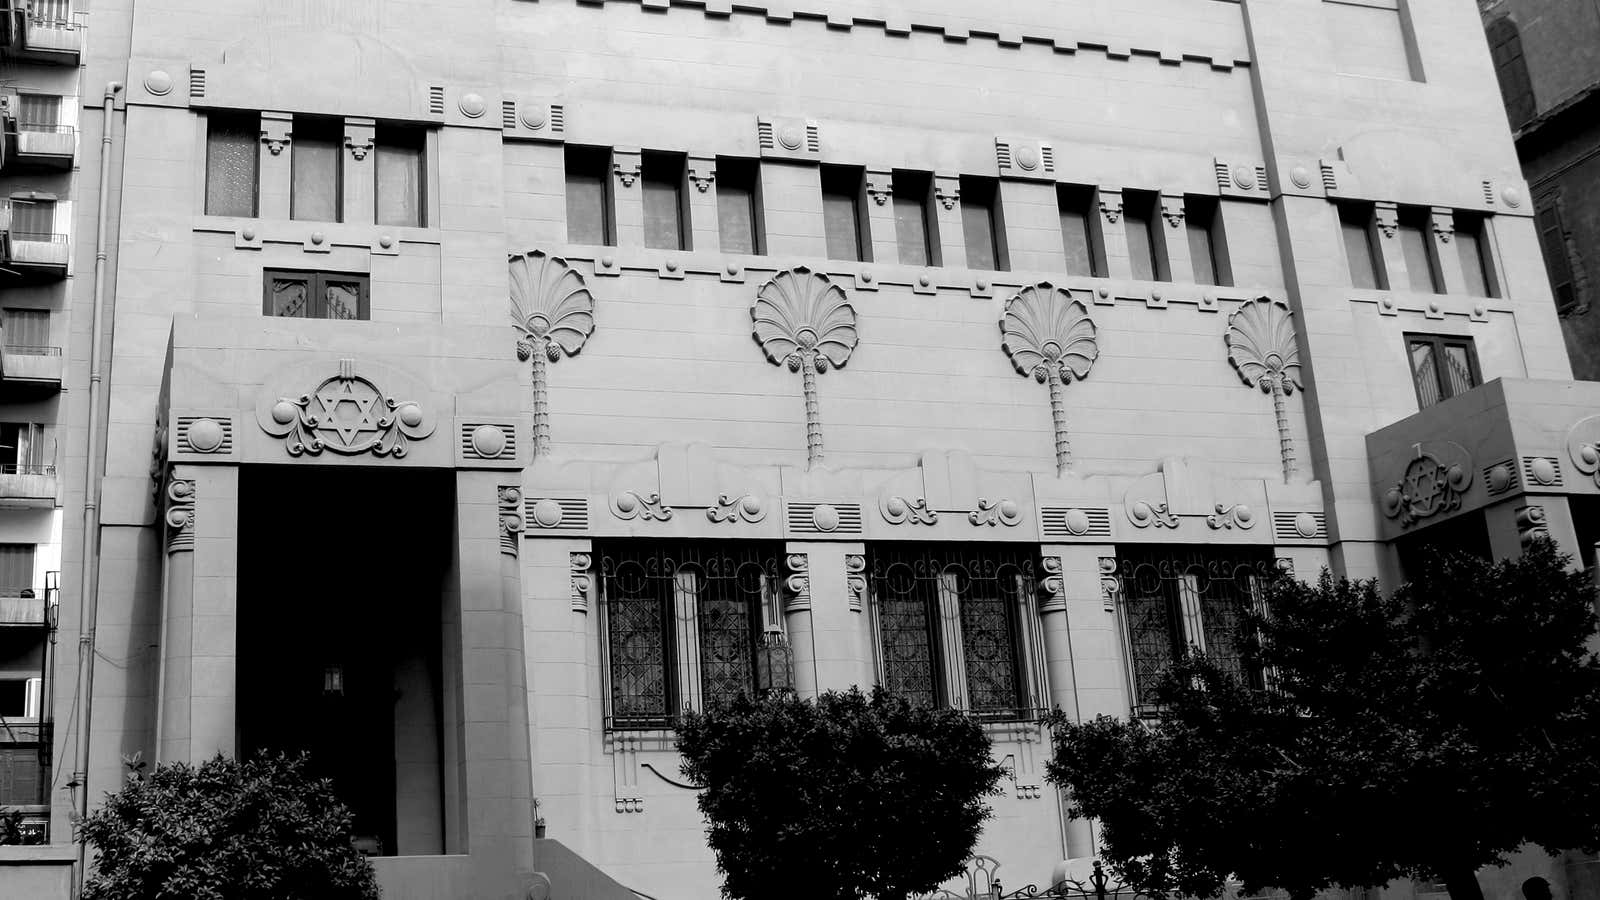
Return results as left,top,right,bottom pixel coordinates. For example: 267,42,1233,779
750,268,858,469
707,492,766,524
499,486,524,556
1226,297,1304,483
1567,415,1600,488
844,554,866,612
968,498,1022,527
611,490,672,521
1516,506,1549,546
509,250,596,460
165,477,196,554
1205,503,1255,530
261,359,434,457
880,495,937,526
1126,499,1179,529
1382,451,1471,528
999,284,1099,476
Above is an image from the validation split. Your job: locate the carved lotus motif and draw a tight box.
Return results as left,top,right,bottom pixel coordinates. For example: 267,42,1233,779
999,284,1098,475
1001,284,1099,384
751,268,859,468
509,250,596,458
1226,297,1303,483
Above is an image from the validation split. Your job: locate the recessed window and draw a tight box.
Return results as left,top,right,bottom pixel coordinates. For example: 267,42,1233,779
8,199,57,243
892,170,938,267
0,544,36,598
16,94,61,131
959,176,1007,271
1119,548,1271,712
1397,206,1441,293
263,270,369,321
1123,190,1165,282
1057,184,1105,277
599,542,788,729
0,426,49,477
2,309,51,353
1339,203,1386,290
565,145,614,246
1487,17,1536,128
291,116,342,223
1184,196,1231,286
716,157,763,255
1406,333,1480,408
1454,213,1498,298
204,111,259,217
641,151,689,251
375,125,426,228
820,165,869,263
1534,194,1577,313
867,545,1044,721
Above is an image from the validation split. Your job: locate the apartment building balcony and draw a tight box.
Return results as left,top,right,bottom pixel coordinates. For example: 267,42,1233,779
0,465,55,507
0,593,44,626
1,2,82,65
0,200,69,280
5,124,74,171
0,344,62,395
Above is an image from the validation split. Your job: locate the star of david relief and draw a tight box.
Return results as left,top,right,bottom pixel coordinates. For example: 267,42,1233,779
260,359,434,457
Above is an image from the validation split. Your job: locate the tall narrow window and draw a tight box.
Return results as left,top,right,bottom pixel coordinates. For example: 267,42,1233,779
1454,214,1497,298
960,176,1007,271
263,270,370,321
1123,191,1164,282
292,117,342,223
0,423,49,474
1406,333,1480,408
1340,203,1385,289
375,125,425,228
1397,207,1441,293
1118,548,1272,712
565,145,614,246
716,157,763,255
205,112,258,217
1185,196,1231,286
1058,185,1104,277
892,170,937,267
599,542,784,729
820,165,869,262
642,151,689,251
2,309,50,352
1535,195,1577,313
1487,17,1536,128
868,545,1041,720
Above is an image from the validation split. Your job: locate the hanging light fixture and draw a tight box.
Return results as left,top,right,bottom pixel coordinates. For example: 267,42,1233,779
323,664,344,696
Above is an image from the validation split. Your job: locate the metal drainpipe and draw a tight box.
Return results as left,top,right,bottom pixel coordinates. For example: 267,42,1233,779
72,80,123,896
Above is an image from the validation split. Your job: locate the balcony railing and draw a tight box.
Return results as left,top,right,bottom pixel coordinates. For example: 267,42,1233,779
18,4,81,62
0,463,56,505
5,230,69,272
13,123,76,166
0,594,44,625
0,344,63,389
0,464,54,475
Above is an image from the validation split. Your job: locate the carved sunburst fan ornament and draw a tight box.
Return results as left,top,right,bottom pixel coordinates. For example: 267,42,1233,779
509,250,596,458
751,267,859,468
1225,297,1303,483
1000,284,1099,475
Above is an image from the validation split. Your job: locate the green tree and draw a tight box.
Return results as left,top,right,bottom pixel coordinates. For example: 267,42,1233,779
676,686,1005,900
79,752,380,900
1047,539,1600,900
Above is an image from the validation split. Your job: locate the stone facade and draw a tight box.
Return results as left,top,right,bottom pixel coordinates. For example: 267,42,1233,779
2,0,1593,898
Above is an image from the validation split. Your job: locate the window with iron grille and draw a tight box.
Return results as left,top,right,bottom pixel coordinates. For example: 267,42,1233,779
599,542,789,729
1116,547,1274,713
1405,333,1480,408
866,545,1045,721
263,270,369,320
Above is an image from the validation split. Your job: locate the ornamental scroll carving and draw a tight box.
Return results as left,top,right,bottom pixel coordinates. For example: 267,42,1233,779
1382,451,1472,528
510,250,596,460
499,486,524,557
1226,297,1303,483
1000,285,1098,475
261,359,434,457
1566,415,1600,488
166,477,195,554
751,268,859,470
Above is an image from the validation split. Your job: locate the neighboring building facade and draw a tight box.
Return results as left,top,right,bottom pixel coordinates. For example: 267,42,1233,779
0,0,1596,898
1478,0,1600,380
0,0,76,851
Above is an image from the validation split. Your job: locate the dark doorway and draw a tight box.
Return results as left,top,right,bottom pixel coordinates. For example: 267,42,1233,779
237,465,454,856
1394,510,1492,583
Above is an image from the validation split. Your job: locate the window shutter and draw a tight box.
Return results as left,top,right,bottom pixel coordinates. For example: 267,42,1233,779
0,545,36,596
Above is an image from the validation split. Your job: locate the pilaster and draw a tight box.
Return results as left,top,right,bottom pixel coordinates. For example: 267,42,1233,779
1373,201,1408,291
786,541,866,694
759,159,827,258
686,154,719,253
933,173,967,269
1095,187,1133,279
611,147,645,248
998,178,1063,273
864,168,898,265
342,117,377,226
258,111,293,220
1430,206,1468,295
1159,192,1195,284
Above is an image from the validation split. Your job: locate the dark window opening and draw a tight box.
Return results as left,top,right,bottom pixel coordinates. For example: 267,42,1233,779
1185,196,1231,286
892,170,938,267
263,270,370,321
1340,203,1386,290
642,151,689,251
1058,185,1106,277
205,111,259,217
960,176,1007,271
564,145,614,246
375,125,426,228
1406,333,1480,408
716,157,764,255
1397,206,1442,293
1123,190,1165,282
291,116,343,223
0,425,50,477
1454,213,1498,298
820,165,869,262
1487,17,1536,129
1535,194,1578,313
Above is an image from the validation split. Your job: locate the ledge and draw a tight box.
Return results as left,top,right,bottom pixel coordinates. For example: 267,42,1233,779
0,844,75,864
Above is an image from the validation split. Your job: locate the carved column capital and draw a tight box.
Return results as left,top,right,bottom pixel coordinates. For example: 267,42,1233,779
571,552,593,612
165,477,196,554
1040,556,1066,613
499,486,524,556
1374,201,1399,239
844,553,866,612
259,110,293,156
784,553,811,613
1097,556,1120,612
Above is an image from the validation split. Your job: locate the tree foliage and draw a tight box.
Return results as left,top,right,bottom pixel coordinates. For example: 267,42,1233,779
79,752,380,900
677,686,1006,900
1047,539,1600,900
